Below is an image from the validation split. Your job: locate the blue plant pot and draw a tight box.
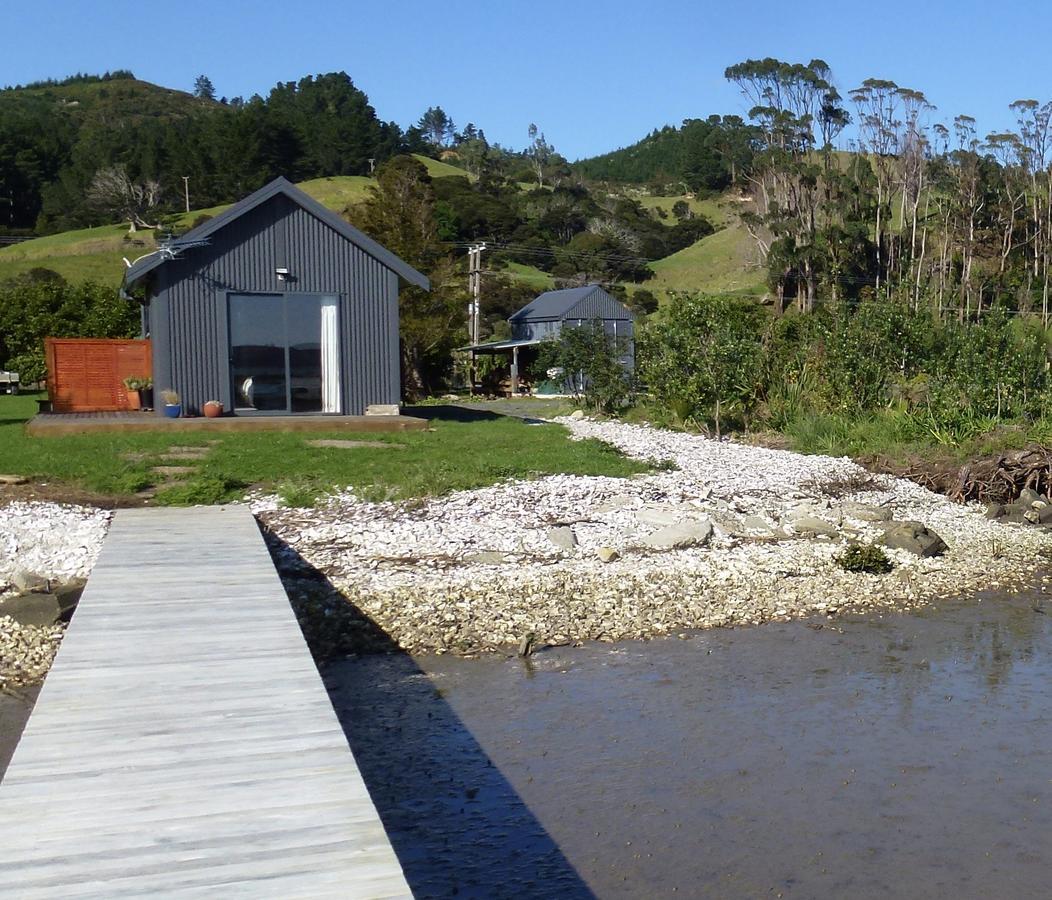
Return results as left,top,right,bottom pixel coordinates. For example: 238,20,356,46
163,404,182,419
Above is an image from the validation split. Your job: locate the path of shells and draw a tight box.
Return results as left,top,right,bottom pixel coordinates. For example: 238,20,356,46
0,503,110,689
255,417,1052,654
4,418,1052,663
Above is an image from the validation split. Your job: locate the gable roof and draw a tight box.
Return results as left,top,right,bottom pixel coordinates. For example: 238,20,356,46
509,284,634,322
123,176,429,290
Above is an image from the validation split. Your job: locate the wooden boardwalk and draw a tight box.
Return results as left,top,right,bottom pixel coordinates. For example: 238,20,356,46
0,506,412,898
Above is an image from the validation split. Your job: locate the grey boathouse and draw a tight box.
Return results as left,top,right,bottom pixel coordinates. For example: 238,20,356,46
123,177,428,417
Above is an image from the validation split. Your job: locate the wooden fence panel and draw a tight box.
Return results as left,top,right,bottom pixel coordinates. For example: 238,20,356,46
45,338,152,413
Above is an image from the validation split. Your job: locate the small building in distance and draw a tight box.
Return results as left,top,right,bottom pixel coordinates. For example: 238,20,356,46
466,284,635,394
123,177,428,416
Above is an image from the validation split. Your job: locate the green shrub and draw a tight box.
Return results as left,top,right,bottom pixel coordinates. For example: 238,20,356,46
0,273,139,374
638,293,765,435
536,320,634,414
5,350,46,384
835,541,894,574
278,479,322,508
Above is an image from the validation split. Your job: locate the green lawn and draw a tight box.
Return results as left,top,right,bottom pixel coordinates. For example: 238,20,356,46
0,394,648,506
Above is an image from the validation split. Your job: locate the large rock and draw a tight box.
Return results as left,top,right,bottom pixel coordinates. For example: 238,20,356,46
593,495,636,513
635,507,685,527
1024,505,1052,525
640,519,713,550
841,502,893,523
0,581,82,628
1018,488,1044,506
881,521,948,557
597,547,620,563
789,515,839,538
741,515,777,534
464,551,510,566
546,526,578,551
11,568,49,593
0,592,63,627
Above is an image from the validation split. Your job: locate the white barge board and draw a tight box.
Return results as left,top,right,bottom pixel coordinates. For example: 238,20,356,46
0,506,411,898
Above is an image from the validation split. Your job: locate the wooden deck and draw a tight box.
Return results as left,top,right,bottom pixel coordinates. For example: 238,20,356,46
27,411,428,437
0,506,412,898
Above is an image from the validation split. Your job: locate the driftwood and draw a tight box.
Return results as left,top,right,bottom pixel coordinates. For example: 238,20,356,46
947,446,1052,505
862,445,1052,506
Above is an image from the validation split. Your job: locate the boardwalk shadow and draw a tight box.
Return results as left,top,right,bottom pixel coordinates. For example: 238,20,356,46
263,533,595,900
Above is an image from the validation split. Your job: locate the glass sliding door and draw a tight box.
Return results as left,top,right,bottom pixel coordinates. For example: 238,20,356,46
287,296,322,413
229,293,341,414
230,293,288,412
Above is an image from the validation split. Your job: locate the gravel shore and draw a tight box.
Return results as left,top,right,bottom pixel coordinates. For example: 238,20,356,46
0,502,110,689
257,417,1052,655
5,419,1052,665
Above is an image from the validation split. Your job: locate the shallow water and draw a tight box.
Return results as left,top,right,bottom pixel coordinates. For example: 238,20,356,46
327,587,1052,898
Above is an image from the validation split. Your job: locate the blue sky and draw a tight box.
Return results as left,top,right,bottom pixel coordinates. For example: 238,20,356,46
6,0,1051,160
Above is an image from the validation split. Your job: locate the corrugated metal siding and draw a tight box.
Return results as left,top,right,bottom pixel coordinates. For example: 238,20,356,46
154,195,399,415
511,320,561,342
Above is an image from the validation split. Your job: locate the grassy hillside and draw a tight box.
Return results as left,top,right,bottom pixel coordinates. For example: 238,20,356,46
0,138,759,299
0,156,470,286
499,262,555,290
646,197,764,297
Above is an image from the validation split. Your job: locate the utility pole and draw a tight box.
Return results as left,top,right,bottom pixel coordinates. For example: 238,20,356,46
182,176,190,214
469,242,486,344
466,242,486,392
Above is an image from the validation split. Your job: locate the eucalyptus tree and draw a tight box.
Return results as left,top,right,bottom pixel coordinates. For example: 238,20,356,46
527,123,555,188
725,57,842,311
1010,99,1052,324
849,79,902,289
984,131,1028,280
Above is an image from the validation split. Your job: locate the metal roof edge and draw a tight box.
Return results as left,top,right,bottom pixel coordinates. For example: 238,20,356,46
124,176,430,290
564,284,635,321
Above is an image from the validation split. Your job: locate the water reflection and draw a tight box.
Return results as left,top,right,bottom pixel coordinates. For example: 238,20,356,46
331,584,1052,898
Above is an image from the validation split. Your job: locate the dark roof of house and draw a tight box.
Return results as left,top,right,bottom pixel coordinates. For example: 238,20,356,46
508,284,634,322
123,176,429,290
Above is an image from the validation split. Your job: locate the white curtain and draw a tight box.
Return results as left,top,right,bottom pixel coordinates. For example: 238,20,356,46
320,297,341,414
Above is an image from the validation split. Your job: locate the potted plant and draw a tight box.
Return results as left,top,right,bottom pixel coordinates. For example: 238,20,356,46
139,377,154,411
122,376,142,411
203,399,224,418
161,389,182,419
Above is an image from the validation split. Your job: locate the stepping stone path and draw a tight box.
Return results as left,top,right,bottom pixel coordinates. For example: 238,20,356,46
135,444,219,499
306,439,404,450
151,466,198,478
160,446,213,461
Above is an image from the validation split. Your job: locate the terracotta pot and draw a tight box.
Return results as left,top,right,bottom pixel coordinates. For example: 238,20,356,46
203,402,223,418
126,390,141,411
